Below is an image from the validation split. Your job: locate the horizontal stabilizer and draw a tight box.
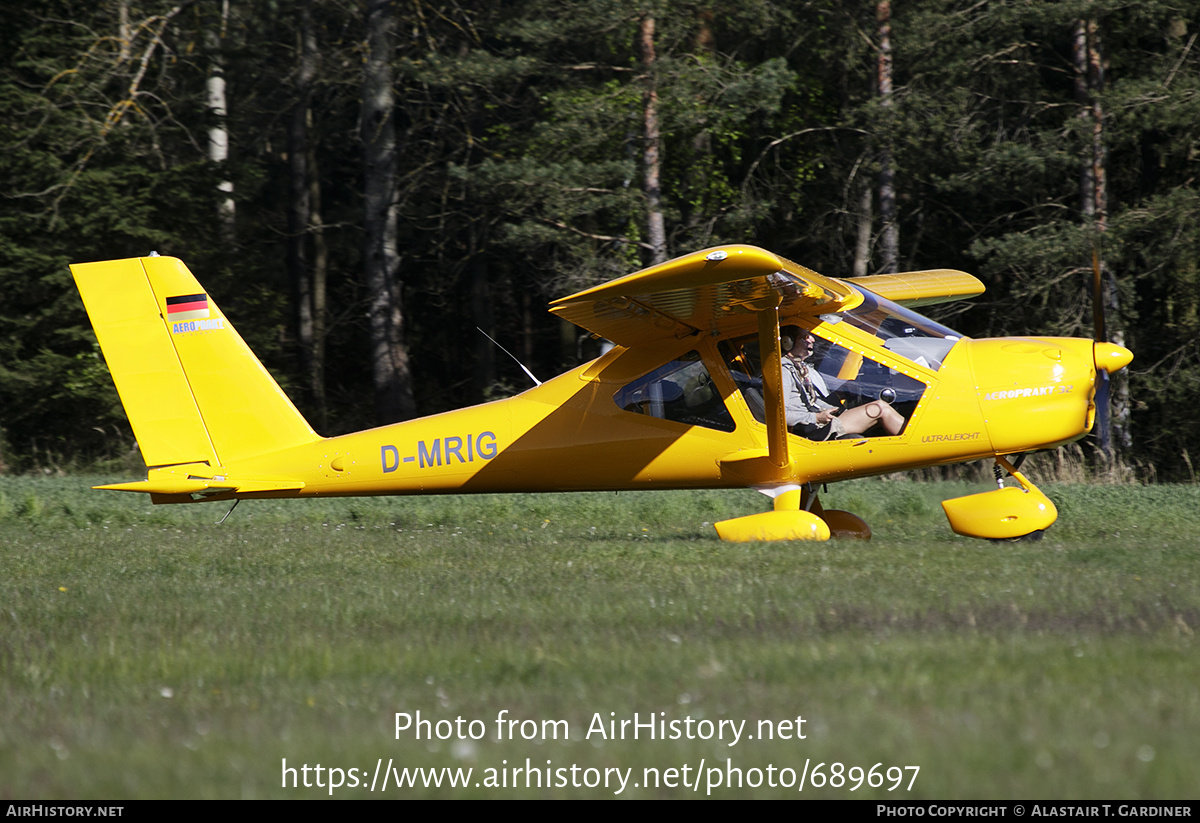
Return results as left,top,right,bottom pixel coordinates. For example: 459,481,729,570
94,464,304,497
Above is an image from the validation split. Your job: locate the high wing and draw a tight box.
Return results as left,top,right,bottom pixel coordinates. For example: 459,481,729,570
844,269,984,308
550,244,984,473
551,245,856,470
549,245,983,344
549,245,859,348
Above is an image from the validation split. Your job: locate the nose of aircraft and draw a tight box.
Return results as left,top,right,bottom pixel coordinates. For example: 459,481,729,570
963,336,1131,454
1094,341,1133,374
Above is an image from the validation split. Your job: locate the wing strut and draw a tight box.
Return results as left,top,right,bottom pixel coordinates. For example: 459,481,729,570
757,306,790,468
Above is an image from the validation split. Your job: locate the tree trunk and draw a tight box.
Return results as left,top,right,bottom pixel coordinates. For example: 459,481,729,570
1074,15,1129,455
205,0,235,244
309,140,329,431
639,14,667,266
1073,20,1096,223
289,0,326,427
876,0,898,274
117,0,131,64
853,175,873,277
468,255,495,402
682,9,715,239
362,0,417,423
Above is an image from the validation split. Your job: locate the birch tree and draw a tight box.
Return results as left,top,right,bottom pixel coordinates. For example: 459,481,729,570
205,0,236,244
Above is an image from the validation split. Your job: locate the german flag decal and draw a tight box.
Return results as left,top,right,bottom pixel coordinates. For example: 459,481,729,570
166,293,210,322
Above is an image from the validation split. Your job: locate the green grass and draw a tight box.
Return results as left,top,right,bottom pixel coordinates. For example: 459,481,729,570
2,476,1199,798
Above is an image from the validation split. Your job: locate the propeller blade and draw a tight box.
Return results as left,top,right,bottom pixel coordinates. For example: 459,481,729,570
1091,244,1111,455
1094,369,1111,455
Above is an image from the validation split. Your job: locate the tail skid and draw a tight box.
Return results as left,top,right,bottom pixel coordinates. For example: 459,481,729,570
72,255,320,478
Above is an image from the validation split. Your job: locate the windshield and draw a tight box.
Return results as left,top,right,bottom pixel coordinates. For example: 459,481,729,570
822,288,963,371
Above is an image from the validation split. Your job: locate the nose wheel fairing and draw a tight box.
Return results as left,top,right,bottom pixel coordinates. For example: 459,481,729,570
940,457,1058,540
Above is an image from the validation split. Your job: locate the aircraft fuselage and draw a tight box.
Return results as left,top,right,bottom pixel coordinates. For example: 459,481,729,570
179,325,1103,503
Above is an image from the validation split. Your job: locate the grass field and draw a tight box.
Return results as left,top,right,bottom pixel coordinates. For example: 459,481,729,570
2,474,1198,798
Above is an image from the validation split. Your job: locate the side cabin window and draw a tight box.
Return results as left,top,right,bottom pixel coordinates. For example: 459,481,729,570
613,351,735,432
719,332,927,440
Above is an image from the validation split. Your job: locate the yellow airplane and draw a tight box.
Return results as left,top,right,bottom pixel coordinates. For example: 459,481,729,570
71,245,1131,541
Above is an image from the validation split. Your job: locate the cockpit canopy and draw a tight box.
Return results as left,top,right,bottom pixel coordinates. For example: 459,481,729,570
825,287,964,372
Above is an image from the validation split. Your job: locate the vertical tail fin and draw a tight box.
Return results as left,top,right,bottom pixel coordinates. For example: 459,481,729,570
71,255,319,468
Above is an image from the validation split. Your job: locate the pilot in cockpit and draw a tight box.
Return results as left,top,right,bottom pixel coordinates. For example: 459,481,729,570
781,325,905,440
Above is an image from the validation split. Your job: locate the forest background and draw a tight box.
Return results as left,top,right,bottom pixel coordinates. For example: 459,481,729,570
1,0,1197,480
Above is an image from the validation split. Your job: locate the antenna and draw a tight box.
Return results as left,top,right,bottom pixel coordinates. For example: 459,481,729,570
477,327,541,387
217,498,241,525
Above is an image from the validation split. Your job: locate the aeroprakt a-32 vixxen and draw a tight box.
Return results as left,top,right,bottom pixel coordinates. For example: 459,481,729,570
71,245,1131,541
